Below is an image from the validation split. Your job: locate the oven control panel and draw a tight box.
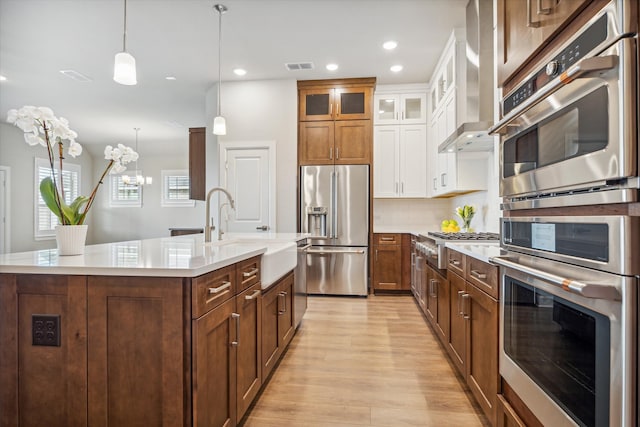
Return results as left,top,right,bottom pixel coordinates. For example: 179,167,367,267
503,14,608,115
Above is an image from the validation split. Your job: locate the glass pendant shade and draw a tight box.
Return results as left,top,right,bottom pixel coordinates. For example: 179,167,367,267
213,115,227,135
113,52,137,85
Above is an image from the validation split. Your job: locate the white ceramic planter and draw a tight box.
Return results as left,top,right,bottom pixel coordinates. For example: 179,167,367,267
55,225,88,256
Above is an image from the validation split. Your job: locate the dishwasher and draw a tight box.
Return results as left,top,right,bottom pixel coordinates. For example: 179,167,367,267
294,238,310,328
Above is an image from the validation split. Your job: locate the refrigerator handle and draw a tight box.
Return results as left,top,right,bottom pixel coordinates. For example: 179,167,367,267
332,170,338,239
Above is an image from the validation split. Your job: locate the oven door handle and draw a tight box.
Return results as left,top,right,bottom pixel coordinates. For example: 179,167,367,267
489,54,618,135
492,256,621,301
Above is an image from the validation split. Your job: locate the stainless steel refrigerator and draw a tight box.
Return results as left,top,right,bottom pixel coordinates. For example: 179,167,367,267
300,165,369,296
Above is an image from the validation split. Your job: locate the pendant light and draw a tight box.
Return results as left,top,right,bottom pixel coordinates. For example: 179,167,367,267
213,4,227,135
113,0,137,85
122,128,152,185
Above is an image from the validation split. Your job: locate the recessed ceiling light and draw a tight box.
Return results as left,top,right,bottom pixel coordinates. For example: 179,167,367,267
326,63,338,71
0,75,6,81
383,41,398,50
233,68,247,76
165,76,177,80
390,65,403,72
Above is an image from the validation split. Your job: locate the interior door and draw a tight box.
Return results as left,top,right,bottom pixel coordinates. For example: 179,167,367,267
0,168,6,254
220,143,275,233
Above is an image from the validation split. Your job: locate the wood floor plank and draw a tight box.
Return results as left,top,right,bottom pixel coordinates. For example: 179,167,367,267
240,295,490,427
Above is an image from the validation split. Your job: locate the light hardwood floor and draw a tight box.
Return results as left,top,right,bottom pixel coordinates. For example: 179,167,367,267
241,294,490,427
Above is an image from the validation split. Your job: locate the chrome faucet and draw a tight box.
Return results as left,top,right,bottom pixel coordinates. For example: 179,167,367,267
205,187,235,242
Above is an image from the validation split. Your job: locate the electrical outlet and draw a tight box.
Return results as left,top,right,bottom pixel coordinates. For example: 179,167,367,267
32,314,61,347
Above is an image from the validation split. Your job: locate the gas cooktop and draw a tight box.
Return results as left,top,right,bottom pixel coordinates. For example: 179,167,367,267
427,232,500,241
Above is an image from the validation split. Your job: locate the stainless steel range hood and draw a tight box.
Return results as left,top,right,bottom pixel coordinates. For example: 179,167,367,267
438,0,494,153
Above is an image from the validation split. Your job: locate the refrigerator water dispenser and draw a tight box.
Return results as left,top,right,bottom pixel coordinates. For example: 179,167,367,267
306,206,327,237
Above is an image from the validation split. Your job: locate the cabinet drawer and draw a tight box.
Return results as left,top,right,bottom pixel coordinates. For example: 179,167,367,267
374,233,400,245
192,265,236,318
466,257,499,299
236,256,261,292
446,249,465,277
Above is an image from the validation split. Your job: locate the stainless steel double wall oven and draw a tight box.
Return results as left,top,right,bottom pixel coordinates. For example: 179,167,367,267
490,1,638,426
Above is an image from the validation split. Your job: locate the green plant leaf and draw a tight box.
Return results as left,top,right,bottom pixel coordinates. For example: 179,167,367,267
39,177,63,223
39,177,89,225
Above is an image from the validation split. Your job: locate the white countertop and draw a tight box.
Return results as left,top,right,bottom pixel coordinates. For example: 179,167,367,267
444,242,504,264
0,234,272,277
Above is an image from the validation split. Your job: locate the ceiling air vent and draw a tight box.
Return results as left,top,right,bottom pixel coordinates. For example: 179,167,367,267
285,62,314,71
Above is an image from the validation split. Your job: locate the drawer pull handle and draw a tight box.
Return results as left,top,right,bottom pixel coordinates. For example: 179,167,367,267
242,268,259,278
380,237,395,241
461,294,470,319
470,270,487,280
208,281,231,294
245,289,261,300
457,290,465,315
449,259,461,266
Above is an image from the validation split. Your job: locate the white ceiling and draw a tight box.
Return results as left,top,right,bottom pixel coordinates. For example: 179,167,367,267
0,0,467,156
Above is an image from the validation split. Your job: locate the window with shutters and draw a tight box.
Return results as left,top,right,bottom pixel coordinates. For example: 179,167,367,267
110,174,142,207
34,157,81,239
161,170,194,207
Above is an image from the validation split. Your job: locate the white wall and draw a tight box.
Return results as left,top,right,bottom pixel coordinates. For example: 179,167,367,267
451,147,501,233
90,152,202,243
206,79,298,232
0,122,95,252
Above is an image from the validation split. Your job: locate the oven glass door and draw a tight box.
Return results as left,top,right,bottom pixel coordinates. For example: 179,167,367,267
503,276,611,427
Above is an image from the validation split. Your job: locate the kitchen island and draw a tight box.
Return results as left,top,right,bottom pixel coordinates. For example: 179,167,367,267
0,234,299,427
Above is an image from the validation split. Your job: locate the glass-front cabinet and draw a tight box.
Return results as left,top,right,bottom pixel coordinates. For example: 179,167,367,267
374,92,427,125
299,87,371,121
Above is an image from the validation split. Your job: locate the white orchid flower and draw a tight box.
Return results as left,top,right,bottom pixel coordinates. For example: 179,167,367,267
111,162,127,174
24,132,44,146
6,109,18,123
68,141,83,158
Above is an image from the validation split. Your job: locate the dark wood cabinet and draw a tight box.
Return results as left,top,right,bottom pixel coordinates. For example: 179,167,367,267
445,249,501,426
299,120,371,165
192,295,237,427
299,84,372,122
373,234,402,291
496,0,592,86
261,271,295,380
236,283,262,421
373,233,412,292
466,282,499,426
298,78,374,166
447,270,467,374
189,127,206,201
0,257,277,427
496,395,527,427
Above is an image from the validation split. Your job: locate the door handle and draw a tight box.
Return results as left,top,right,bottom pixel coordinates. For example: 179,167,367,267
336,147,340,159
462,294,470,320
457,290,465,315
245,289,261,300
537,0,551,15
256,225,269,231
329,147,333,160
526,0,540,27
208,281,231,294
242,268,259,278
231,313,240,346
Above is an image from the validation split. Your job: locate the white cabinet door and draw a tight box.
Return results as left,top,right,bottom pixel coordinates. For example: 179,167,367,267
444,92,456,137
373,126,399,197
399,125,427,197
400,94,427,125
373,94,400,125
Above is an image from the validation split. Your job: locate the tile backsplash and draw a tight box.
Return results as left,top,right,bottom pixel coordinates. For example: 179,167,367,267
373,198,454,231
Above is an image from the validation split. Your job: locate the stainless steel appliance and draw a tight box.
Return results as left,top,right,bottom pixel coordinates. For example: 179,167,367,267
494,214,638,427
294,237,310,328
490,0,638,210
300,165,369,296
421,232,500,270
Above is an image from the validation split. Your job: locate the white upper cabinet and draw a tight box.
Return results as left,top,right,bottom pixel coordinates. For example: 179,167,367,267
374,88,427,125
373,125,427,198
427,29,487,197
373,83,429,199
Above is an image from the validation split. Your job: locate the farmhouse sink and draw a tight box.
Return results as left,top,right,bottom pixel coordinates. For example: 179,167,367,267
202,238,296,287
258,241,297,288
